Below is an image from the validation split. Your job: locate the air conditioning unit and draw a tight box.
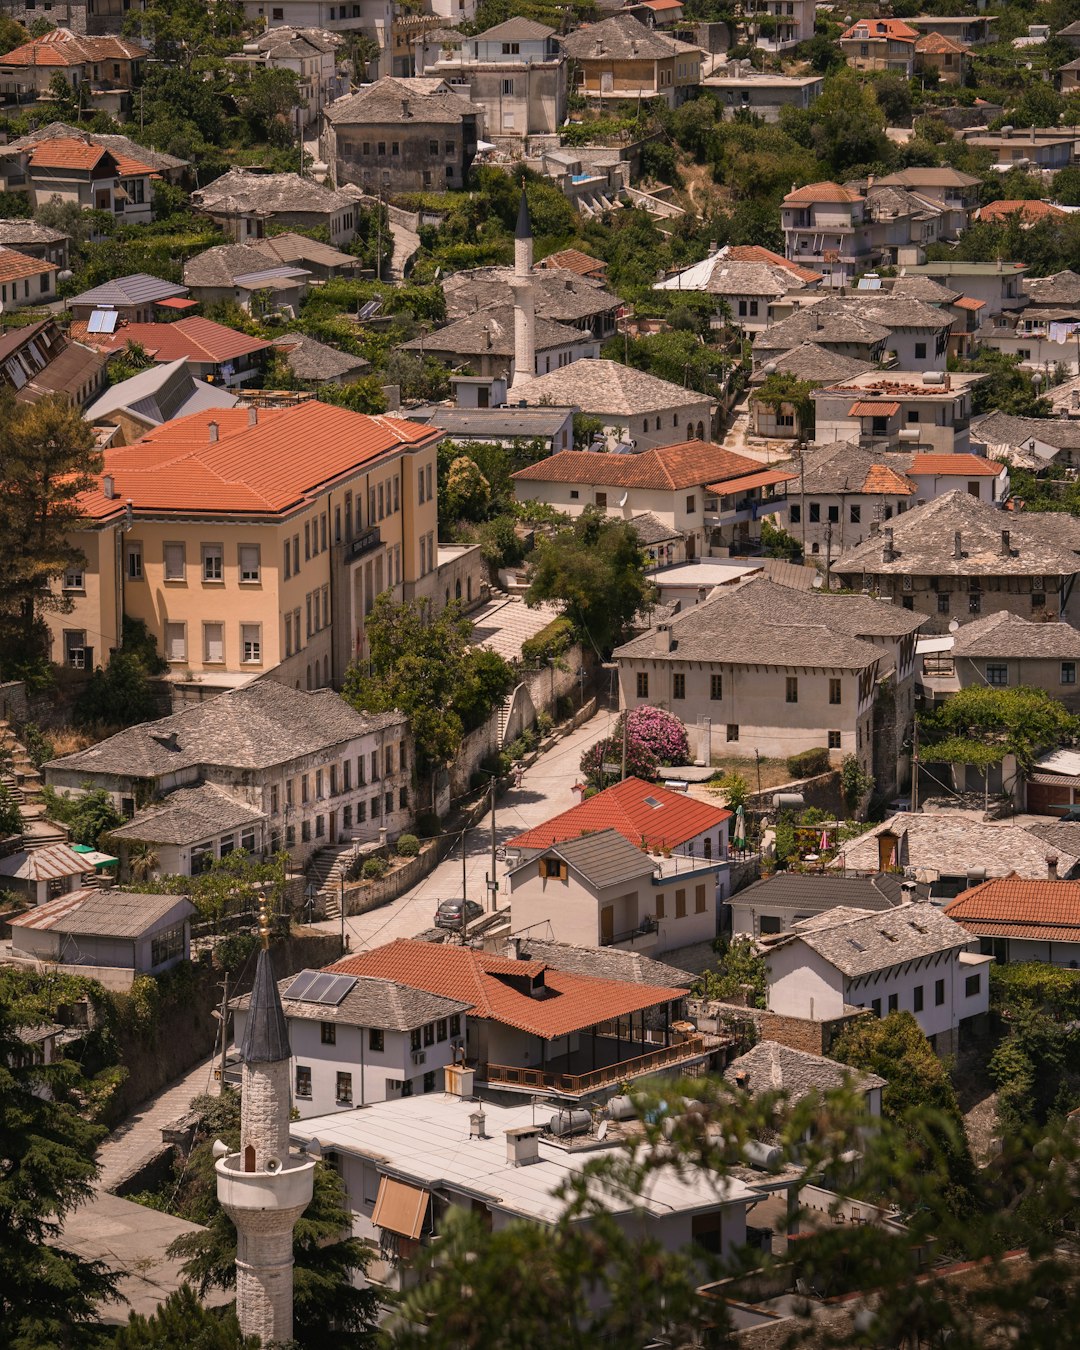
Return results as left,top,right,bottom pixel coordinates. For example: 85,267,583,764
411,1051,426,1065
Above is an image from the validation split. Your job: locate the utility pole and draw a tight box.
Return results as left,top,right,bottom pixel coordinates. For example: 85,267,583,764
217,972,229,1093
824,521,833,592
621,715,628,781
489,775,497,914
911,712,919,813
461,826,468,944
340,872,346,955
797,439,807,556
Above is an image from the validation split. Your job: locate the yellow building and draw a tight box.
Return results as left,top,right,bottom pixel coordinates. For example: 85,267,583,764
561,13,702,108
51,401,443,697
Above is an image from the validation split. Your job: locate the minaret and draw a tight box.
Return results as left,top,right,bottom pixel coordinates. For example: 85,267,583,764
216,912,314,1347
509,186,535,394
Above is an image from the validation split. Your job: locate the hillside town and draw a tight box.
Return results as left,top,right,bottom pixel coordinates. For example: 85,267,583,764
4,0,1080,1343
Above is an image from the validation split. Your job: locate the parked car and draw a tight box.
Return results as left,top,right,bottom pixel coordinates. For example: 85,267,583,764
434,898,484,930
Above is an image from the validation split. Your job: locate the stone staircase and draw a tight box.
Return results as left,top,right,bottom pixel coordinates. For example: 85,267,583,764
0,718,69,850
305,843,361,920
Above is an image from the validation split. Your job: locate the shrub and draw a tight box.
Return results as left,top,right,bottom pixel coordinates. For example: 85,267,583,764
361,857,388,880
786,747,831,779
521,616,575,666
415,811,440,838
556,694,574,721
396,833,420,858
535,711,553,737
215,932,259,974
508,736,527,762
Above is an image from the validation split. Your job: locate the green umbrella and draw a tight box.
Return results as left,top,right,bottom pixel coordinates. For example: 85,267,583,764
733,804,746,851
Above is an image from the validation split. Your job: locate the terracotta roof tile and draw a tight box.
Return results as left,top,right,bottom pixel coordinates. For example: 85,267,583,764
0,247,56,283
726,245,824,284
783,181,863,205
76,401,441,521
537,248,607,278
512,442,762,491
849,399,900,417
327,938,684,1037
909,453,1003,477
841,17,918,40
0,30,145,66
27,135,154,177
979,199,1068,224
863,463,915,494
915,31,968,53
945,876,1080,942
706,467,796,495
953,296,986,310
506,775,731,851
87,316,272,363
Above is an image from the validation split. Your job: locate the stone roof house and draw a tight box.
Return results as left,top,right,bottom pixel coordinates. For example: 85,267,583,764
399,304,599,381
561,13,703,107
730,869,922,938
272,332,371,385
725,1040,885,1109
778,440,916,559
836,490,1080,632
970,410,1080,470
191,168,359,246
443,265,620,342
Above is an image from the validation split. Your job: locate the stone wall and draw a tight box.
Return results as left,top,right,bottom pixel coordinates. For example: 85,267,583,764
746,769,843,818
0,681,28,723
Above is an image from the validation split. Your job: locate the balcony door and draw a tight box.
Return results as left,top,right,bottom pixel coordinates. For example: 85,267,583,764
600,905,614,944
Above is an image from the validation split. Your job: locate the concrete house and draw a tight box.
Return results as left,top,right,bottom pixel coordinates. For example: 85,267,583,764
741,0,815,50
226,27,346,126
192,169,359,247
40,401,442,690
701,69,822,120
654,244,824,334
505,828,725,955
905,453,1008,504
780,182,876,289
613,577,923,796
326,937,701,1098
748,343,876,440
66,273,189,324
2,120,188,186
762,903,991,1054
76,315,274,388
181,243,312,315
0,28,146,117
730,871,916,939
516,358,714,450
290,1088,758,1299
899,261,1028,321
323,77,481,194
759,295,951,371
875,168,982,239
839,18,918,75
944,877,1080,966
414,18,567,140
44,681,413,869
835,490,1080,632
230,968,470,1113
782,441,917,559
810,371,987,452
956,125,1075,172
0,246,58,309
510,440,784,559
970,410,1080,472
8,889,195,991
0,135,157,224
561,14,703,108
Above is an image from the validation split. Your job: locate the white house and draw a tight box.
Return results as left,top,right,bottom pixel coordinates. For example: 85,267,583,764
505,828,725,955
944,877,1080,966
730,871,916,939
230,968,470,1114
810,371,987,455
725,1040,885,1115
761,902,992,1055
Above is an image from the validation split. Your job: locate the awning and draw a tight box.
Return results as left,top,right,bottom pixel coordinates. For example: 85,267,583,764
707,468,795,495
372,1176,429,1240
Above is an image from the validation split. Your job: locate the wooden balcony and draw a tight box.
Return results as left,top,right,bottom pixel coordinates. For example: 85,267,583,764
483,1036,708,1097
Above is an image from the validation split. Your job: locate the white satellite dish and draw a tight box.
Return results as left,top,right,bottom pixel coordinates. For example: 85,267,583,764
948,619,960,633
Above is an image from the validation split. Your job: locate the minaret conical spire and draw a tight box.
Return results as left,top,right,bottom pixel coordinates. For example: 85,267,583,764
241,947,291,1065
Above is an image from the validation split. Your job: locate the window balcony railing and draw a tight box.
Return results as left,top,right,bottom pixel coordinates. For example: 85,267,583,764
483,1037,707,1097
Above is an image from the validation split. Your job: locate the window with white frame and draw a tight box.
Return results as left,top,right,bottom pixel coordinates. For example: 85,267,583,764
241,624,262,664
63,565,84,590
165,622,186,662
202,543,224,582
239,544,260,583
126,541,143,579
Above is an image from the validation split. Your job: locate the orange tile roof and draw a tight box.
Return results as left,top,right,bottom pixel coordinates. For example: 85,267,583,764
327,938,684,1038
863,463,917,495
849,400,900,417
953,296,986,311
783,181,863,206
915,31,968,53
27,136,155,177
909,453,1003,477
0,246,56,283
706,467,797,495
841,17,917,40
979,199,1068,224
506,775,731,851
537,247,607,278
726,245,824,285
0,29,145,66
945,875,1080,942
76,401,442,522
512,441,764,491
88,316,272,363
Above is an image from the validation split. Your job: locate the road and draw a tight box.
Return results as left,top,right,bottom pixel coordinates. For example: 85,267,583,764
310,708,615,952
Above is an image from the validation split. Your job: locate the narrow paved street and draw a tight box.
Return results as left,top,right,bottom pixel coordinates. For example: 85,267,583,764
310,707,616,952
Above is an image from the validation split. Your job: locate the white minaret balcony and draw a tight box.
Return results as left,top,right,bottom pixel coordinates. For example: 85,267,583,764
216,1153,316,1213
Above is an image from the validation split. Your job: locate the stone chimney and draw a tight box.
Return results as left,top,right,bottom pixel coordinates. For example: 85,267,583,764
1000,528,1010,557
953,530,962,559
401,97,411,117
870,519,880,537
505,1125,541,1167
248,406,258,427
208,420,219,443
102,474,115,499
654,623,672,653
882,526,894,563
1047,855,1059,880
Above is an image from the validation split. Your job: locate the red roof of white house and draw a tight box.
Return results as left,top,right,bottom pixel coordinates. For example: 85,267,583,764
945,875,1080,943
506,776,731,852
511,441,765,491
327,939,684,1037
909,454,1004,477
783,182,863,206
841,17,918,41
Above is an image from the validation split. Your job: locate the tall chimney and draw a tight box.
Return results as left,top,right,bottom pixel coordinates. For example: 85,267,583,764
953,530,962,559
1000,529,1010,557
870,519,880,537
102,474,115,499
654,623,672,654
248,406,258,427
882,526,894,563
208,420,219,443
1047,855,1059,880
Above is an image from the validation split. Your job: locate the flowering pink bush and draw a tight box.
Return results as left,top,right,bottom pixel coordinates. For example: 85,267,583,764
580,735,658,789
578,706,689,790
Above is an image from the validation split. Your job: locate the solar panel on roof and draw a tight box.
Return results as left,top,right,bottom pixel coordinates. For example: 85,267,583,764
285,969,319,1001
857,277,881,290
357,299,382,321
87,309,119,334
644,796,663,808
284,968,356,1005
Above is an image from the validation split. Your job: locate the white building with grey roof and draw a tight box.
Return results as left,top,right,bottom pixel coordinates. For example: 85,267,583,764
761,902,991,1055
399,304,599,382
730,872,922,939
443,264,620,343
191,169,359,246
725,1040,885,1112
43,681,412,874
230,968,470,1114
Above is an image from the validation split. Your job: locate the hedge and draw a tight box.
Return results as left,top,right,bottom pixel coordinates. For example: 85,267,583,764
785,747,832,779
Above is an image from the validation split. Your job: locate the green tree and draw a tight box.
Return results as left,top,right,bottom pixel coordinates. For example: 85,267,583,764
318,377,388,415
957,347,1053,417
0,14,28,51
74,650,162,729
692,936,767,1006
0,987,120,1347
754,371,815,437
0,783,22,839
41,786,122,850
0,393,102,679
167,1091,377,1348
443,456,491,523
919,684,1080,776
343,595,514,783
238,67,304,146
47,70,83,121
760,517,803,562
110,1286,257,1349
525,507,653,658
831,1011,978,1213
804,68,891,177
840,752,875,814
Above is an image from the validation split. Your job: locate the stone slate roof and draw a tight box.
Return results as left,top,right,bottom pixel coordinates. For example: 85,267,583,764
477,16,556,39
443,266,620,325
68,273,187,308
971,411,1080,454
192,168,356,217
562,12,701,59
183,243,297,290
755,307,891,352
792,441,916,497
249,26,340,58
273,332,370,381
838,490,1080,578
734,872,919,914
233,972,470,1030
255,233,359,271
511,936,695,988
107,782,266,847
760,342,876,385
1024,269,1080,305
656,256,813,300
536,828,657,889
400,305,587,358
45,682,405,784
951,610,1080,659
877,167,982,188
837,813,1080,880
407,404,576,438
0,218,70,247
326,76,481,126
725,1041,886,1101
766,902,971,978
5,121,188,171
517,358,711,415
889,275,962,305
631,510,682,544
